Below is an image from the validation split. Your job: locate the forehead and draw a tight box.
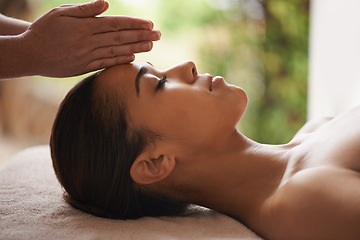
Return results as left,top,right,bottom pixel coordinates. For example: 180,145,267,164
95,63,152,103
96,63,141,90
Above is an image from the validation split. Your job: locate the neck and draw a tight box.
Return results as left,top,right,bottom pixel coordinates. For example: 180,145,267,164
177,130,290,225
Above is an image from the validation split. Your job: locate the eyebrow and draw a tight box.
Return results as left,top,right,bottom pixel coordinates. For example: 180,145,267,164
135,66,148,96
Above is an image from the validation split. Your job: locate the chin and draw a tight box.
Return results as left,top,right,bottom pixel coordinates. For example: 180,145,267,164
228,82,248,98
232,84,248,107
220,83,248,124
233,87,248,121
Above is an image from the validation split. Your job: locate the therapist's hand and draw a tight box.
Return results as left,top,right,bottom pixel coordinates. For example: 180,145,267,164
20,0,160,77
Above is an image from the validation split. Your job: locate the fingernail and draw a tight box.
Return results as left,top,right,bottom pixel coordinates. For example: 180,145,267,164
141,21,153,30
141,23,151,30
151,31,161,40
141,42,152,51
128,55,135,62
92,0,103,6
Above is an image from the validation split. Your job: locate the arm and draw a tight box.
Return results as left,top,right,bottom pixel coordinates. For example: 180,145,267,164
0,14,30,35
0,0,160,79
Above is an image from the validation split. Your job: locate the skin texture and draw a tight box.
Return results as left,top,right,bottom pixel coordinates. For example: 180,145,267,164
95,61,360,240
0,0,160,79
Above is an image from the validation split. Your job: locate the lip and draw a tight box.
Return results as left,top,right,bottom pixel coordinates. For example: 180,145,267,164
210,76,223,92
207,74,213,91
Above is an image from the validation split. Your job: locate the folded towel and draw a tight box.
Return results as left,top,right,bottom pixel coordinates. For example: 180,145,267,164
0,146,263,240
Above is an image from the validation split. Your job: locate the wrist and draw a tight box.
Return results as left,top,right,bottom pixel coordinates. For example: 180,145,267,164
17,32,41,77
0,33,38,79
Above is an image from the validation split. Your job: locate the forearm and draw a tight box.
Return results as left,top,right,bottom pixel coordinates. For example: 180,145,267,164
0,14,31,35
0,34,35,79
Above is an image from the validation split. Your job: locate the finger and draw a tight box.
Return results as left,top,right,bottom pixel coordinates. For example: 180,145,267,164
100,1,109,13
58,0,109,18
90,41,153,60
90,29,161,49
85,55,135,73
89,15,154,33
98,0,109,14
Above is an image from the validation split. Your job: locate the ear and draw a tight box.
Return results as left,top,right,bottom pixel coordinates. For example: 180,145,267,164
130,149,176,185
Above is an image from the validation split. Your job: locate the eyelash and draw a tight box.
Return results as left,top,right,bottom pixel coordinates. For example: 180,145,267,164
156,75,167,90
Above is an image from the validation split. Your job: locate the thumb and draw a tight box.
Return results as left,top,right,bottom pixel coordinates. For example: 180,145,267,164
61,0,109,18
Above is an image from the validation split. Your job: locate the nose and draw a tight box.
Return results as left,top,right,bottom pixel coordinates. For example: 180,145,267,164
165,60,198,83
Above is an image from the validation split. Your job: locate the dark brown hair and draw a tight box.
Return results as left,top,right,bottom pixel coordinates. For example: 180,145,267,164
50,71,187,219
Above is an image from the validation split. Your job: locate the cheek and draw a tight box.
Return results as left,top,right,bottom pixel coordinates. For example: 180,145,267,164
168,96,232,140
140,94,209,136
169,88,247,131
129,87,247,142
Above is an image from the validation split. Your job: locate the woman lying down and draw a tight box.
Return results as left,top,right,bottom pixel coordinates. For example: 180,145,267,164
50,61,360,240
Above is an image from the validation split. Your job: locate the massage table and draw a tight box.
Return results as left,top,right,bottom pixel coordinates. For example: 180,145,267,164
0,146,263,239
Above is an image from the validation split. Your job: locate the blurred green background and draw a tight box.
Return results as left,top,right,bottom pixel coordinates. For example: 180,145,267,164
38,0,310,144
2,0,309,148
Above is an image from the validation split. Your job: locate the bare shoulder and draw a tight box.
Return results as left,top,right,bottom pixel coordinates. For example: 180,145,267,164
262,167,360,240
294,117,333,136
294,106,360,138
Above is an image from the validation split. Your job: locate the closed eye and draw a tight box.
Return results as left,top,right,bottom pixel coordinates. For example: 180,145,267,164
155,75,167,91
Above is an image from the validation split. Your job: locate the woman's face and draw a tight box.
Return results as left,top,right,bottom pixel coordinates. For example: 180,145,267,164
97,61,247,153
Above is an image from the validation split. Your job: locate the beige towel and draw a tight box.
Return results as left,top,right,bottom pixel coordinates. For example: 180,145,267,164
0,146,263,240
